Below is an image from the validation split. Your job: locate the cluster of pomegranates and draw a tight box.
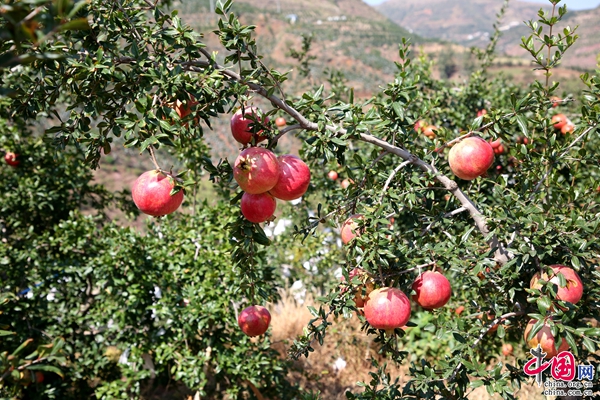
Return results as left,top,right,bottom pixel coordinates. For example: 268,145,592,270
525,264,584,358
231,107,311,224
327,169,354,189
340,265,452,334
414,120,437,139
339,218,452,332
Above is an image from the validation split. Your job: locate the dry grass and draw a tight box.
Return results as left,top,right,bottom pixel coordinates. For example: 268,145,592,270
268,288,546,400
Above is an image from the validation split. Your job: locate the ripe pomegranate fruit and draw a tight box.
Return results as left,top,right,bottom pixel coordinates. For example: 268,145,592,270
238,305,271,337
561,121,575,134
269,154,311,201
341,214,364,245
4,151,19,167
364,287,411,331
132,170,184,216
328,170,338,181
240,192,276,223
340,268,369,308
233,147,280,194
552,114,567,130
448,136,494,180
414,120,427,132
340,178,354,189
530,264,583,305
422,125,437,139
524,319,570,359
411,270,452,310
230,107,269,145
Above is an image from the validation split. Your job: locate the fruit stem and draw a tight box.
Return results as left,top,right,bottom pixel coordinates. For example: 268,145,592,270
147,145,161,171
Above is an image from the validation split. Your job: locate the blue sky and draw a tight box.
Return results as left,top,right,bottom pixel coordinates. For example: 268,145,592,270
362,0,600,10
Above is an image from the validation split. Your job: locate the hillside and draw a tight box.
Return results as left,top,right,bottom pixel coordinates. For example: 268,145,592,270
377,0,599,71
174,0,432,95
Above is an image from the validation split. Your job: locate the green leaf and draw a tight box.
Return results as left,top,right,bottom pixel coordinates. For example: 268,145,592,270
516,115,528,136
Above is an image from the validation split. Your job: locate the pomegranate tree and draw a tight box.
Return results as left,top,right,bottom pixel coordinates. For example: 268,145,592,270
233,147,280,194
269,154,311,201
240,192,277,223
132,170,184,216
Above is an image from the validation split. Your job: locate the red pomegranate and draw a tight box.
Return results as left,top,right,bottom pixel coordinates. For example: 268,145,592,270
412,271,452,310
240,192,277,223
233,147,280,194
341,214,364,245
238,305,271,337
364,287,411,331
230,107,269,145
132,170,184,216
530,264,583,305
269,155,311,201
448,136,495,180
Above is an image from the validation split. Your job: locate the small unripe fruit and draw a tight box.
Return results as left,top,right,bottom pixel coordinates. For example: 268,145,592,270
275,117,287,127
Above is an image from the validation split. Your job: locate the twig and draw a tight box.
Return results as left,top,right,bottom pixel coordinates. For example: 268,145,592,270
449,310,527,382
529,124,596,199
147,146,161,170
421,206,468,235
379,159,414,204
268,124,302,149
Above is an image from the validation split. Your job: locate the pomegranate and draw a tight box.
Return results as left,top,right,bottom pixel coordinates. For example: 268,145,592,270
4,151,19,167
132,170,184,216
328,170,338,181
552,114,567,130
341,214,364,245
275,117,286,127
448,136,494,180
233,147,280,194
240,192,277,223
530,264,583,305
238,305,271,337
230,107,269,145
269,155,311,201
524,319,570,359
364,287,411,331
412,270,452,310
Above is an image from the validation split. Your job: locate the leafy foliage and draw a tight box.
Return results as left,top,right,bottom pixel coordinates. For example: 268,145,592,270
1,0,599,399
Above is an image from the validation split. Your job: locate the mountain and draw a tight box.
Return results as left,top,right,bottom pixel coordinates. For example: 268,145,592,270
175,0,433,95
376,0,599,70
